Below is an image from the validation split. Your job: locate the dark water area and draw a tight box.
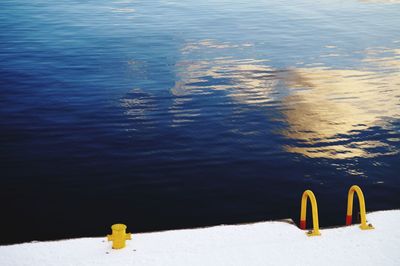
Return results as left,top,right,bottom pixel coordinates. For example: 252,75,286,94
1,0,400,244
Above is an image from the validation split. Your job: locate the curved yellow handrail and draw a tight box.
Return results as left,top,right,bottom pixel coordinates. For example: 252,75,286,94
300,190,321,236
346,185,374,230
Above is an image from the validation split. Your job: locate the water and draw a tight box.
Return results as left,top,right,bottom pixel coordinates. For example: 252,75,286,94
1,0,399,244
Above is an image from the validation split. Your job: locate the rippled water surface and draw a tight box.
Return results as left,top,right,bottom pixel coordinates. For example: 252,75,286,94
1,0,400,244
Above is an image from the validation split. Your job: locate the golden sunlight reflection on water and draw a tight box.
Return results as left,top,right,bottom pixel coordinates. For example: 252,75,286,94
171,40,400,159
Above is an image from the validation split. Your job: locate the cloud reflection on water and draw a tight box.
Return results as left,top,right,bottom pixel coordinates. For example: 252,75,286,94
171,40,400,159
282,64,400,159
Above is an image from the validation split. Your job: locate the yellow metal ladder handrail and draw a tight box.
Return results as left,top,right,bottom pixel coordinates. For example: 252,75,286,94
346,185,374,230
300,190,321,236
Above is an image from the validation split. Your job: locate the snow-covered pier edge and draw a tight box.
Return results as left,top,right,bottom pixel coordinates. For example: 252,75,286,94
1,210,399,266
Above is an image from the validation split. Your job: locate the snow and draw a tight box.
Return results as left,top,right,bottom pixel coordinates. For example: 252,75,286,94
1,210,399,266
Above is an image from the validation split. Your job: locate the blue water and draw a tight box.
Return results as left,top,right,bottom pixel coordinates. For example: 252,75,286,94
1,0,400,244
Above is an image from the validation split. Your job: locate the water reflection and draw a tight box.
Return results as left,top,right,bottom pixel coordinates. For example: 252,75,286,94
172,41,400,159
181,39,252,54
169,96,200,127
110,8,135,13
172,58,278,105
121,88,158,130
283,49,400,159
360,0,400,3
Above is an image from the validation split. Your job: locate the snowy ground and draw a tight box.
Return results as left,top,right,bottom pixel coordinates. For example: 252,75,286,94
1,210,399,266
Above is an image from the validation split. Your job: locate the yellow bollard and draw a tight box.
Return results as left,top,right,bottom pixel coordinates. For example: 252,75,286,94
107,224,132,249
299,190,321,236
346,185,374,230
